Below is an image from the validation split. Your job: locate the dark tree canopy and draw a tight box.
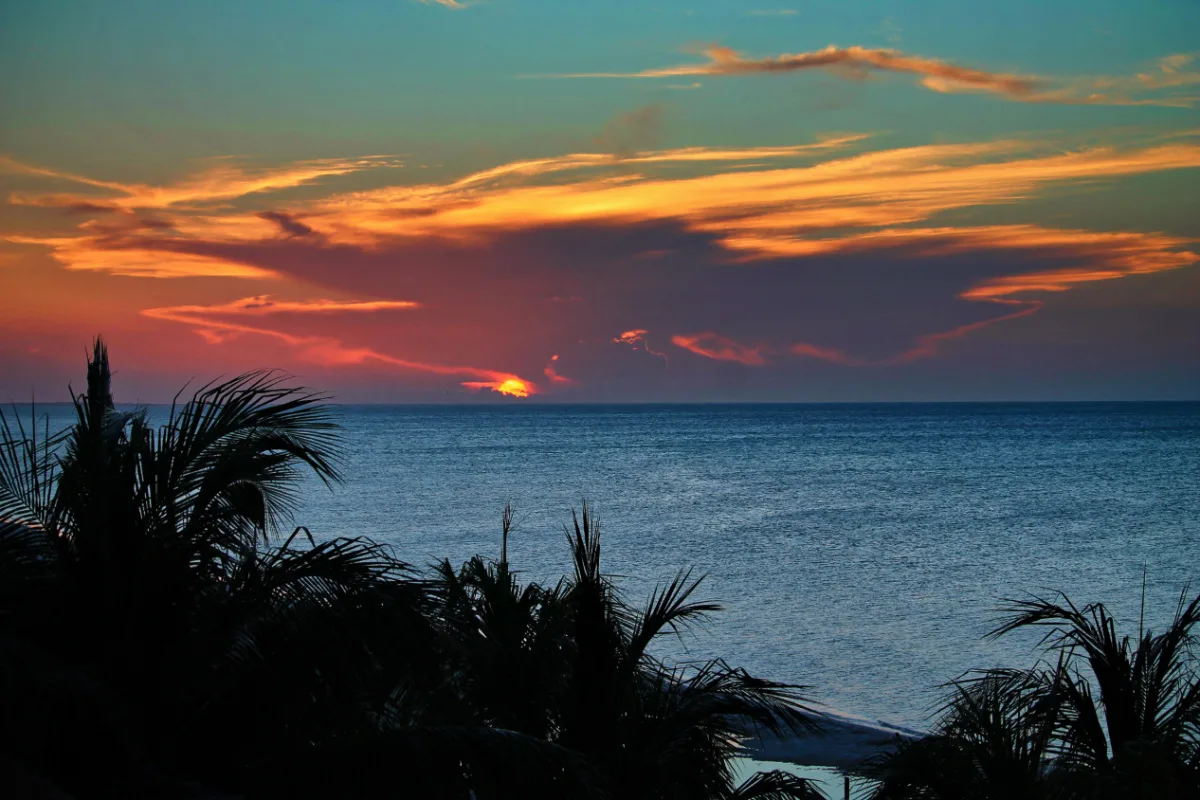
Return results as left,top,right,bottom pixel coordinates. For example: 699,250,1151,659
0,339,826,799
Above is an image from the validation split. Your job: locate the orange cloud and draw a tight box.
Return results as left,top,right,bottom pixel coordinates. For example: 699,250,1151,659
6,136,878,278
671,333,765,366
4,234,276,279
43,133,1200,283
2,154,397,277
724,225,1198,300
303,140,1200,265
9,131,1199,383
158,295,422,316
4,154,398,211
553,44,1199,107
345,134,868,198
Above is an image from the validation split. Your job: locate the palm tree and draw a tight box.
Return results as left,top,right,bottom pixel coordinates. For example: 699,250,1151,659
554,505,828,800
867,589,1200,799
430,504,829,798
990,591,1200,798
864,669,1062,799
432,505,573,739
0,339,427,794
2,340,832,798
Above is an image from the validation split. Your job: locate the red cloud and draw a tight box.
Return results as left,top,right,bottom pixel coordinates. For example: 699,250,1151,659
671,333,765,366
141,299,538,398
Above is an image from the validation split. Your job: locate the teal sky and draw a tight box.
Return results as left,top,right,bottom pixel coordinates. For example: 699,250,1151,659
1,0,1198,401
5,1,1198,166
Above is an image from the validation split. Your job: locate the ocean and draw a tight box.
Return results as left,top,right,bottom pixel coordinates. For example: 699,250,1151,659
18,402,1200,730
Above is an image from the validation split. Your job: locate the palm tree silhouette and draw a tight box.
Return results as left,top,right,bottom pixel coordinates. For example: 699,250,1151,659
867,590,1200,799
1,340,831,798
431,504,830,798
0,340,421,793
554,505,827,799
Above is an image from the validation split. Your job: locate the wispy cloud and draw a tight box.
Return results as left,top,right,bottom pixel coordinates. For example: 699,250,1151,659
142,299,535,397
13,135,1198,292
613,329,670,364
4,233,277,278
399,134,868,193
674,299,1045,368
4,155,399,211
301,138,1200,268
879,299,1043,364
150,295,422,316
784,299,1045,366
875,19,903,45
550,45,1200,107
671,333,765,365
725,225,1199,298
1014,53,1200,108
11,131,1199,387
556,44,1039,97
719,223,1196,364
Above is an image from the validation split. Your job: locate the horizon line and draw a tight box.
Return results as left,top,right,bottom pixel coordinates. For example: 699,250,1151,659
8,398,1200,407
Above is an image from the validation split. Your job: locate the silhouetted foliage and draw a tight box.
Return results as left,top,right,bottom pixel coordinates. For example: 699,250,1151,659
0,339,827,799
866,590,1200,799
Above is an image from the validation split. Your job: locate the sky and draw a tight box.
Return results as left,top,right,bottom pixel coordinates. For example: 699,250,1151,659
1,0,1198,403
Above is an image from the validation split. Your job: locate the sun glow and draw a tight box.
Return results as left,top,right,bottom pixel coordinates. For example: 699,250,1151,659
463,378,534,398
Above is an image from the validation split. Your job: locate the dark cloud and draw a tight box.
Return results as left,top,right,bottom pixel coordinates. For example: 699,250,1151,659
258,211,315,238
112,216,1198,399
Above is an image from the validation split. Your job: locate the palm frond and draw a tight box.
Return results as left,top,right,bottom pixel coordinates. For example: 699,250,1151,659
728,769,828,800
0,406,65,532
156,370,341,542
627,568,722,666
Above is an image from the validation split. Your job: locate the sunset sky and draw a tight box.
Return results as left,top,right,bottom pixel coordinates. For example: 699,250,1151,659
2,0,1198,402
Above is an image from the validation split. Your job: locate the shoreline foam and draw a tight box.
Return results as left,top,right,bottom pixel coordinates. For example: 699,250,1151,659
743,705,922,769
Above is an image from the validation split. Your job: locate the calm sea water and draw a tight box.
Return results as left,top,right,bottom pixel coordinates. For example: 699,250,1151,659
17,402,1200,729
